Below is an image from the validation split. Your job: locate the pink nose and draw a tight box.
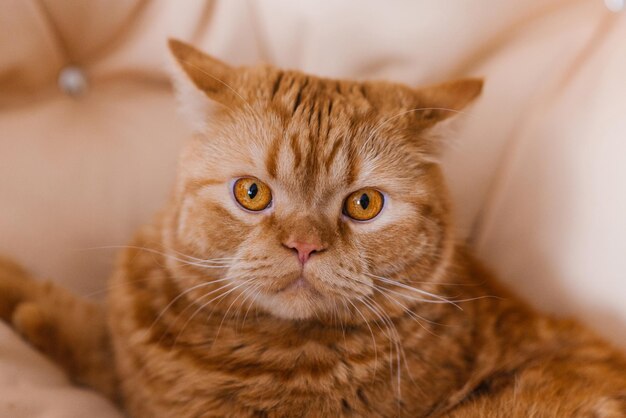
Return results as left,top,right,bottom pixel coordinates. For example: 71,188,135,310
284,241,325,264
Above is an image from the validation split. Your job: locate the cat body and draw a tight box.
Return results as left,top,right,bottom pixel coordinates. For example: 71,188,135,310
109,224,626,417
0,40,625,417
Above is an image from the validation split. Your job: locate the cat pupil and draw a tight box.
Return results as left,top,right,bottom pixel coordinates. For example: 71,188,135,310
359,193,370,210
248,183,258,199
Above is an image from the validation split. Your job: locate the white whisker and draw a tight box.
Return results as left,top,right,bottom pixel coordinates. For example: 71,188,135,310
346,298,379,377
364,272,462,310
214,279,258,342
362,107,467,150
76,245,240,269
174,281,247,346
241,282,264,329
146,278,233,339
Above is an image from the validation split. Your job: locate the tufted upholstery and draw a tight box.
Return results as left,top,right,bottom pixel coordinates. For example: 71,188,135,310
0,0,261,296
0,1,625,416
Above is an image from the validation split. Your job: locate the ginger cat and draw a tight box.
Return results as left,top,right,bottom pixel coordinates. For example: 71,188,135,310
1,40,625,417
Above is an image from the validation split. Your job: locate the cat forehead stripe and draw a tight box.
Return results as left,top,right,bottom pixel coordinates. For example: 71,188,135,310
262,72,361,187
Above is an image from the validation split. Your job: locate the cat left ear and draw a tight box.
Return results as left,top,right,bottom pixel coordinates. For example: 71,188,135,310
168,39,238,106
411,78,483,128
168,39,243,132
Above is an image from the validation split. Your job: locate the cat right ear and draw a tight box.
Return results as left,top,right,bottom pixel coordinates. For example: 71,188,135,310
405,78,483,157
167,39,238,131
412,78,483,128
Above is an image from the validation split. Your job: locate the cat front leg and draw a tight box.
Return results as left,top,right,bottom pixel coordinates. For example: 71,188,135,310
0,256,118,401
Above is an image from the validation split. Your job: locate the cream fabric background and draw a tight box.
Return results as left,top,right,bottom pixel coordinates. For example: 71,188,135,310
0,1,624,416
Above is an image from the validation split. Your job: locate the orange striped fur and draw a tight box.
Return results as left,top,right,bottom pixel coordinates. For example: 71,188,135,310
0,40,624,417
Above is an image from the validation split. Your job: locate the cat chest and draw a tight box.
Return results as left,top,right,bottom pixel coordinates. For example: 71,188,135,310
121,334,416,417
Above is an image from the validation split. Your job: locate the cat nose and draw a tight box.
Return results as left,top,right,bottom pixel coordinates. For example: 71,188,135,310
283,240,326,264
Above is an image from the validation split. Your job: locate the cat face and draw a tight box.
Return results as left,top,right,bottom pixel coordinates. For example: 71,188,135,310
164,40,482,322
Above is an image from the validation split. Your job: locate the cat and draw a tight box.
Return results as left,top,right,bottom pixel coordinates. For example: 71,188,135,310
0,39,625,418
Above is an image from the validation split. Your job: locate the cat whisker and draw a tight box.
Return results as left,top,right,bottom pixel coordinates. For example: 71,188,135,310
152,282,237,353
365,293,421,400
383,287,501,306
159,245,242,264
213,279,259,345
345,298,379,377
362,107,467,150
376,289,445,339
82,272,233,298
76,245,240,269
364,272,462,309
356,295,404,401
173,281,248,347
233,284,254,331
82,276,155,298
366,272,500,306
338,297,350,349
130,279,237,378
349,277,433,402
240,282,264,330
146,278,234,339
347,274,446,329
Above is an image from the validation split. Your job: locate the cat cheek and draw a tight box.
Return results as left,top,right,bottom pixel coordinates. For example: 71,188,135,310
173,195,254,258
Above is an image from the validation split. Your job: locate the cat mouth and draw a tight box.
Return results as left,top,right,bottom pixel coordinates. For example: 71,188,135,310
279,275,319,295
284,276,310,290
258,274,329,319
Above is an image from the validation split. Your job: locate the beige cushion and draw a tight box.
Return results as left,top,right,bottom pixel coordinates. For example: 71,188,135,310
0,323,121,418
0,0,259,294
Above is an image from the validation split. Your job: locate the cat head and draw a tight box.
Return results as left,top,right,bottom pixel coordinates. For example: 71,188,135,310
164,40,482,322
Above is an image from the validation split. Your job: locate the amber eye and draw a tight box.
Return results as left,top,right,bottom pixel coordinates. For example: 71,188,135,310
233,177,272,212
343,188,384,221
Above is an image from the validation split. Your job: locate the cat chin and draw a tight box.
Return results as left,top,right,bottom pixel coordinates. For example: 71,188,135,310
254,287,327,321
266,306,318,321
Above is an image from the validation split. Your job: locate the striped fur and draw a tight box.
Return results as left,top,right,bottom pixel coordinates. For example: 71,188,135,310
0,40,624,417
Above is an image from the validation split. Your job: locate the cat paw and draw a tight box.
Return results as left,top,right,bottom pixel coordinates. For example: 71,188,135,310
0,255,36,322
11,301,54,350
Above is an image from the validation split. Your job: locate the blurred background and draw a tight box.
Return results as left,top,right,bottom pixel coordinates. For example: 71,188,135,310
0,0,625,414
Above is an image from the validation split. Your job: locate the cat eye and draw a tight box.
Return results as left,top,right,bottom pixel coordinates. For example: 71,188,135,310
343,188,384,221
233,177,273,212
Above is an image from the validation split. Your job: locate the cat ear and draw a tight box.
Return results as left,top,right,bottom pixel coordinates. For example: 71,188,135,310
411,78,483,128
168,39,237,105
167,39,239,132
389,78,483,159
